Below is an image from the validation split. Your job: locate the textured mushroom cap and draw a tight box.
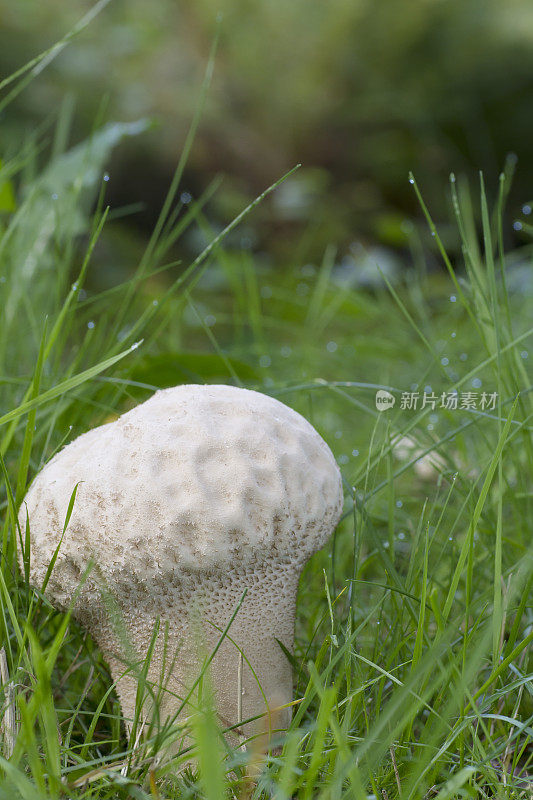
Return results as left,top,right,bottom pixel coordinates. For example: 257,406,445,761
21,384,343,608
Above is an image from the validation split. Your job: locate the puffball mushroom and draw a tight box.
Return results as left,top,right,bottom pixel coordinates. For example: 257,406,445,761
20,384,343,744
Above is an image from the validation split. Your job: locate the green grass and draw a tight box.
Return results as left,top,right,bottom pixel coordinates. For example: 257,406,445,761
0,45,532,800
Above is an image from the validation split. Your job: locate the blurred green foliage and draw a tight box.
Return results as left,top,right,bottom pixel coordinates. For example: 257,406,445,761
1,0,532,265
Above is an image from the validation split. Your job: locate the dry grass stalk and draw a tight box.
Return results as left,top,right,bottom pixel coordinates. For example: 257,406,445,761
0,647,18,758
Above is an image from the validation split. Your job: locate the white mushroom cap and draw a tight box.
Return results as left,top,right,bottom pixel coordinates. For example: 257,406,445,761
23,384,342,605
20,384,343,744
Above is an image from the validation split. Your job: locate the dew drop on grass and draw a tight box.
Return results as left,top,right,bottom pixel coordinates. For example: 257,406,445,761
460,353,468,361
51,193,58,200
427,423,434,431
398,532,405,540
87,321,95,329
334,430,342,439
513,221,523,231
103,173,110,182
204,314,216,327
522,204,532,215
180,191,192,204
429,414,438,424
0,276,5,284
472,378,482,388
326,341,338,353
451,331,456,338
259,355,271,368
280,346,292,358
424,385,432,393
441,356,449,366
338,454,349,465
409,177,415,184
450,295,457,303
383,541,389,549
520,350,529,359
450,173,456,183
396,500,403,508
352,449,359,457
152,299,158,306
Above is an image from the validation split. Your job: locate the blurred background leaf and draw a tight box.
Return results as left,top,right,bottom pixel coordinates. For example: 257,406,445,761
0,159,16,213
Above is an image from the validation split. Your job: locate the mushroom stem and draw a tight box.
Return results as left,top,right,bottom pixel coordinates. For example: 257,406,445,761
90,560,299,745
